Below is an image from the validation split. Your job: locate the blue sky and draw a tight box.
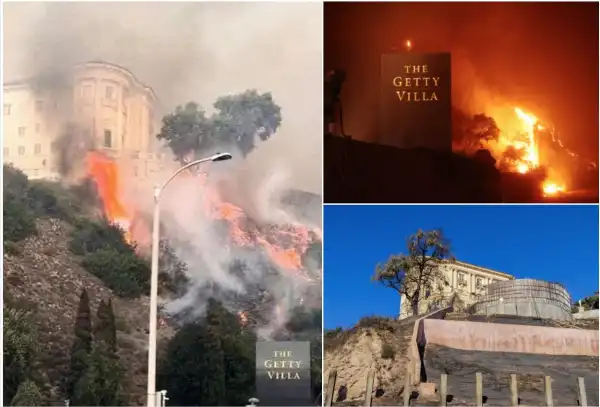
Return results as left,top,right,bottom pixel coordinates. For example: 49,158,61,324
324,205,599,329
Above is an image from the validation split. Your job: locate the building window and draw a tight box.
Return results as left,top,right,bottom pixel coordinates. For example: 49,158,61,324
4,104,11,115
35,100,44,113
3,147,9,157
104,130,112,148
18,126,26,137
34,144,42,155
18,146,25,156
35,123,41,133
105,86,114,100
475,277,483,289
457,272,467,286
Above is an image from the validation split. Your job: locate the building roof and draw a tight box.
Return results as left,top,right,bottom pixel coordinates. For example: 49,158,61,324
447,259,514,279
3,61,157,102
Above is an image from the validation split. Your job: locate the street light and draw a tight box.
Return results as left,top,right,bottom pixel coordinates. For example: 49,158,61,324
146,152,232,407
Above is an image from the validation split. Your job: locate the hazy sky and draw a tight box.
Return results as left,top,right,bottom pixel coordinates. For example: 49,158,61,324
3,2,323,193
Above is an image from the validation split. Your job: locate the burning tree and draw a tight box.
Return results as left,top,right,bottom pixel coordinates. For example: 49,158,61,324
372,229,453,316
452,109,501,156
157,89,282,162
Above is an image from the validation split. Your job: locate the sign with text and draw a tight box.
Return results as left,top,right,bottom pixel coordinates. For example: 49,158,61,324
380,52,452,150
256,341,312,406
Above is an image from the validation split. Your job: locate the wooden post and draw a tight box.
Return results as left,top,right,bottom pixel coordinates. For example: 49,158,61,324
510,374,518,406
439,374,447,407
403,371,411,406
475,372,483,407
544,375,553,407
577,377,588,407
324,370,337,407
365,370,375,407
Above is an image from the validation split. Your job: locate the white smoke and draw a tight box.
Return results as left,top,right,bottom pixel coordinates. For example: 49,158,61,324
3,2,323,336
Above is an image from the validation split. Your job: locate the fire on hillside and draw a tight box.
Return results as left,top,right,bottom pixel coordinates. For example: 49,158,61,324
84,151,322,327
476,106,596,198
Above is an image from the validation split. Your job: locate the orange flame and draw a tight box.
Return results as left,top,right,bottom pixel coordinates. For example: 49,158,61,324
85,154,319,279
488,107,566,195
85,151,134,243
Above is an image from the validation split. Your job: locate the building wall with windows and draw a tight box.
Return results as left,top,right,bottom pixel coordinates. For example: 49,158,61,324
3,61,164,180
398,260,514,319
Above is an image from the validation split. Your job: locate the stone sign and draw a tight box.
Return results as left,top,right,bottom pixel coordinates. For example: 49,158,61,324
379,52,452,151
256,341,312,406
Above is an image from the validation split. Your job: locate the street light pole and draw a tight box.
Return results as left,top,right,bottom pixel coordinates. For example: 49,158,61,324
146,152,232,407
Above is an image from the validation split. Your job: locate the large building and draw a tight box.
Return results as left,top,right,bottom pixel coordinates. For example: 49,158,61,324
399,260,514,319
3,61,166,180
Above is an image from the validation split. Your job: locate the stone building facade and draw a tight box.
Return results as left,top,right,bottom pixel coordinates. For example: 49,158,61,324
3,61,166,181
399,260,514,319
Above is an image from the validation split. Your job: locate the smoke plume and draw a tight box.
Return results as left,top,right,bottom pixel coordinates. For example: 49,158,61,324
3,2,323,336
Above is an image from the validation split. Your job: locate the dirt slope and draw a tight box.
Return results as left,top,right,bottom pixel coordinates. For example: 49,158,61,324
324,317,417,403
4,218,175,405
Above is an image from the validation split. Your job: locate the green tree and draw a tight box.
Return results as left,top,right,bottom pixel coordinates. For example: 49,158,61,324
373,229,453,316
206,299,256,405
3,306,38,405
10,379,43,406
66,289,93,399
158,319,226,406
3,165,36,243
80,248,150,298
72,341,124,406
157,90,282,162
95,299,117,353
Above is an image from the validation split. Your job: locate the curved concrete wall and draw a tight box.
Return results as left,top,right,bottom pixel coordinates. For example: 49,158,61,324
473,279,573,321
421,319,599,357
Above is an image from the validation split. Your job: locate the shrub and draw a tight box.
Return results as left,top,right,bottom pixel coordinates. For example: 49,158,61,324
81,249,150,298
4,241,24,256
70,218,133,256
357,316,395,332
380,343,395,359
3,192,37,243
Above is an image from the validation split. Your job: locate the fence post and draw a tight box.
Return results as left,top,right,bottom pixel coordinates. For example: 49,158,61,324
510,374,518,406
439,374,447,407
365,370,375,407
475,372,483,407
403,371,411,406
544,375,553,407
577,377,587,407
324,370,337,407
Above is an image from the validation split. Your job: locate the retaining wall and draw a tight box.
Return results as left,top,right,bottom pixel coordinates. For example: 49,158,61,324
421,319,599,356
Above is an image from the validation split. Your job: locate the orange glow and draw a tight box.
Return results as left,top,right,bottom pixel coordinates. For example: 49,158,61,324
86,152,319,279
194,169,315,279
238,311,248,326
542,182,565,196
405,39,412,50
85,151,134,243
483,107,566,196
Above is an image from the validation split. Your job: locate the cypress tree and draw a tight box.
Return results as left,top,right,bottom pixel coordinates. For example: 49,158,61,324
95,299,117,354
66,289,92,399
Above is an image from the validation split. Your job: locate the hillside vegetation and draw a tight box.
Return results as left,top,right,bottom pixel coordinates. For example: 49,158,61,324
3,164,322,406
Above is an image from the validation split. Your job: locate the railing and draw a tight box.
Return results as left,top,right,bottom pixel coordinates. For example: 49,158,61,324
324,369,591,407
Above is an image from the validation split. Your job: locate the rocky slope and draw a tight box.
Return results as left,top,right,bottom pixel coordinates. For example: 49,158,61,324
323,317,417,404
4,218,176,405
324,312,599,406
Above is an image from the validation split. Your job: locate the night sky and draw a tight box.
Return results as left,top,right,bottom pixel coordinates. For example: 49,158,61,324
325,2,599,160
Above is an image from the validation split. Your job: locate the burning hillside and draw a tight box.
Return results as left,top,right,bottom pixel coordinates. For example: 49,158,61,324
457,105,597,198
84,150,322,332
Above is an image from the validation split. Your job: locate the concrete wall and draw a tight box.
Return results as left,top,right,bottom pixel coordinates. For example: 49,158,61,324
422,319,599,356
